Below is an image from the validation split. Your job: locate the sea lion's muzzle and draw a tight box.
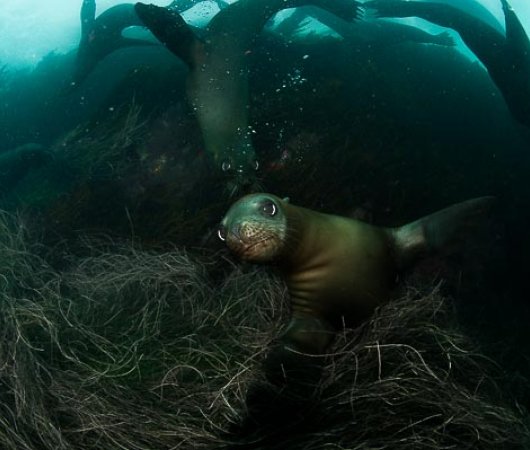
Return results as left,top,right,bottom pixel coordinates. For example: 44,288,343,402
224,221,281,262
226,220,263,247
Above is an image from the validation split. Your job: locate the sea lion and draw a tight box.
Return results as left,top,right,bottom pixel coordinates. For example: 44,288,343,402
73,1,158,87
80,0,96,41
73,0,217,88
219,193,494,359
276,7,454,48
134,0,361,193
168,0,229,12
0,144,52,194
365,0,530,128
72,0,216,88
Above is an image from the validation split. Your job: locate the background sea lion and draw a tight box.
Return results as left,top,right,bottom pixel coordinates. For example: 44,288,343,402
0,144,52,194
135,0,361,193
365,0,530,129
73,2,158,87
276,8,455,48
219,193,494,361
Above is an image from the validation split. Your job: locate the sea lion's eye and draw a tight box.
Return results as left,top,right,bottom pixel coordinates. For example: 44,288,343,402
217,225,227,241
261,201,277,217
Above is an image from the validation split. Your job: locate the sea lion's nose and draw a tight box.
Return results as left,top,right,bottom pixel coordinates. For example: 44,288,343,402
231,223,243,241
231,221,253,241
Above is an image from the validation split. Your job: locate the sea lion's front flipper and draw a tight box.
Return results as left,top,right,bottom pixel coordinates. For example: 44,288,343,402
307,0,362,23
80,0,96,39
365,0,458,29
501,0,530,71
282,315,335,355
263,315,334,386
242,315,333,430
365,0,421,19
391,196,496,269
135,3,202,69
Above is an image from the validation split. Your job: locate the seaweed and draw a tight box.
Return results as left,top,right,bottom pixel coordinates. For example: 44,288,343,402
0,211,527,449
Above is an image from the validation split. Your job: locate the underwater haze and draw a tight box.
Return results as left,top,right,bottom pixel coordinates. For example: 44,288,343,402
0,0,220,67
1,0,530,448
2,0,530,67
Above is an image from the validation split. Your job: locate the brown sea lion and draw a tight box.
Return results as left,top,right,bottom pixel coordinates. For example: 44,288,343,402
219,193,494,357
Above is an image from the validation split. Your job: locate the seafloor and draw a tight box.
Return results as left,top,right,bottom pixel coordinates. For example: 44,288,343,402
0,211,528,449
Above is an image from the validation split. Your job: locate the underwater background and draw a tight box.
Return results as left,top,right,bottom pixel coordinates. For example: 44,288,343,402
1,0,530,448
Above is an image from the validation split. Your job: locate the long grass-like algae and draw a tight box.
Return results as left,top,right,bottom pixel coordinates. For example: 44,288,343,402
0,211,527,449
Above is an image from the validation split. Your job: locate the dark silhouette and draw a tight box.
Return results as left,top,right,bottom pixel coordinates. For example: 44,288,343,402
366,0,530,129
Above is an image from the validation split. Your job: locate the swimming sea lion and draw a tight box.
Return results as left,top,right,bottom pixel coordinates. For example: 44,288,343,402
365,0,530,128
73,0,215,88
80,0,96,41
0,144,52,194
276,7,454,48
219,193,494,358
73,1,159,87
135,0,361,193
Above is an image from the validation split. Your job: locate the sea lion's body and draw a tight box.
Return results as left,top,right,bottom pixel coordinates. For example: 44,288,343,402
72,0,210,87
366,0,530,128
220,193,494,357
276,203,394,328
185,27,253,176
135,0,360,189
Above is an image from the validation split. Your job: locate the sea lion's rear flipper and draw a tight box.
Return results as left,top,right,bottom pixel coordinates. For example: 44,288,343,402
135,3,201,69
391,196,496,269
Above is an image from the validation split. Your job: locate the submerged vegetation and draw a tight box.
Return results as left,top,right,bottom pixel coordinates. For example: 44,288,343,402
0,212,527,449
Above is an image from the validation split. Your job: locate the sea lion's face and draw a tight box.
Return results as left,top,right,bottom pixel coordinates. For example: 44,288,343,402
218,193,287,263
